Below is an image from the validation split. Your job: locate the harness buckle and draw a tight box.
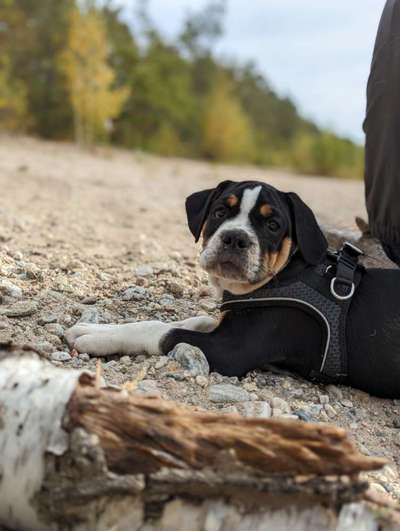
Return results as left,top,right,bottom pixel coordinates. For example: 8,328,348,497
330,277,355,301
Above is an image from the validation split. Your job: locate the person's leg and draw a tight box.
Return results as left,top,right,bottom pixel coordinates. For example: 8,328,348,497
364,0,400,265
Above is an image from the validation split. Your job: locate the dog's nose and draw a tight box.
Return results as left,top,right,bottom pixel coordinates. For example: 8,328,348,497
221,230,251,250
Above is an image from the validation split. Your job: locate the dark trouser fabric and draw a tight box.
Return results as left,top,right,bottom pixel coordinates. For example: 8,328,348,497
364,0,400,259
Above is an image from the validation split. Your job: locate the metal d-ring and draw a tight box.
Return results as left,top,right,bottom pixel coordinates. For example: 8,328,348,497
330,277,355,301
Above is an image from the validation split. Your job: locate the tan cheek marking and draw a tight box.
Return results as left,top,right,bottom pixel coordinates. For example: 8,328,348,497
269,237,292,274
227,194,238,207
260,203,272,217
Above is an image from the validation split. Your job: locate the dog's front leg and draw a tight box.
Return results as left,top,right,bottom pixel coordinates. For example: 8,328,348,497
64,316,217,357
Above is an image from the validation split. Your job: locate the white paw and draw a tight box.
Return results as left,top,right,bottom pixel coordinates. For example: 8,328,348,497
64,321,171,357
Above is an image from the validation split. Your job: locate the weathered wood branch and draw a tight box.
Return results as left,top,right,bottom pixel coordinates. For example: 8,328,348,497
0,345,396,531
67,379,384,477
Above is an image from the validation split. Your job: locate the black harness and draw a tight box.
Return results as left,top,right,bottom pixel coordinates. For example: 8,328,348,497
221,243,364,384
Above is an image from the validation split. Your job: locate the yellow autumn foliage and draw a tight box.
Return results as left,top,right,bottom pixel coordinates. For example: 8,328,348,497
202,78,255,163
61,6,128,145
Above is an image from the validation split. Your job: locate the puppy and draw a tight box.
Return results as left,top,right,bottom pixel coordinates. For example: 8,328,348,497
66,180,400,398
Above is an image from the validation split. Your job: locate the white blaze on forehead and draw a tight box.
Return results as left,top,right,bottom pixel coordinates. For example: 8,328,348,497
222,185,262,232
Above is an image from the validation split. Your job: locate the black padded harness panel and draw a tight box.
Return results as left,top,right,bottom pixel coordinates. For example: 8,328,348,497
221,244,364,384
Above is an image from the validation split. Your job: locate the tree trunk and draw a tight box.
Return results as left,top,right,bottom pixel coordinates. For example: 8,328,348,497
0,344,398,531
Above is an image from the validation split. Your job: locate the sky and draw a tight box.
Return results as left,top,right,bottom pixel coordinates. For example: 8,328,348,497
121,0,387,143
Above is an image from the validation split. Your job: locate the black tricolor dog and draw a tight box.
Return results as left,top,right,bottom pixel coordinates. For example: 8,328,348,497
66,180,400,398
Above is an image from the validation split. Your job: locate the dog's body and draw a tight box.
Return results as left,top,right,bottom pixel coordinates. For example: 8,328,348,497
66,181,400,398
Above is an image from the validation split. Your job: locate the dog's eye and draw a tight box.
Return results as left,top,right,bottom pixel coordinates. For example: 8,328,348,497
214,207,226,219
267,219,280,232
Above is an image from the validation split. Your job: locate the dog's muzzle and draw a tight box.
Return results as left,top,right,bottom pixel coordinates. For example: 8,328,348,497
200,229,259,282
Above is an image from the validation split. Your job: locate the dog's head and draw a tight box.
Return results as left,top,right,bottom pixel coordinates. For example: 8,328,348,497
186,180,327,294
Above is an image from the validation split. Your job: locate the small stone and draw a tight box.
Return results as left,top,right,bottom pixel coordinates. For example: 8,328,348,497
199,299,217,312
295,410,312,422
155,357,169,369
341,399,354,408
0,319,9,330
79,353,90,362
81,296,97,305
38,313,58,325
242,382,257,392
319,394,329,405
166,281,184,298
51,351,72,362
121,286,148,301
0,300,38,317
135,265,154,277
169,343,210,376
0,279,22,299
208,384,250,403
271,397,291,413
219,406,239,415
272,408,283,417
44,323,64,338
24,264,43,280
120,355,132,366
33,341,54,353
326,385,343,400
195,375,209,387
137,379,161,397
324,404,337,418
279,414,300,421
79,307,99,324
237,401,272,419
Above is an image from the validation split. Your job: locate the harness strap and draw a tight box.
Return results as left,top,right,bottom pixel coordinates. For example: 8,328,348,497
221,242,364,384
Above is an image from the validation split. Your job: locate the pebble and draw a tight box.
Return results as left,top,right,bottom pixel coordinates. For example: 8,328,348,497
195,375,209,387
0,301,38,317
169,343,210,377
135,265,154,277
237,401,272,419
208,384,250,403
319,394,329,405
166,281,184,298
219,406,239,415
155,357,169,369
137,379,161,397
79,353,90,362
81,296,97,305
79,307,100,324
324,404,337,418
38,313,58,325
341,399,354,408
51,351,72,362
121,286,148,301
0,319,9,330
326,385,343,400
120,355,132,366
271,397,291,414
0,279,22,299
199,299,217,312
33,341,54,353
44,323,64,338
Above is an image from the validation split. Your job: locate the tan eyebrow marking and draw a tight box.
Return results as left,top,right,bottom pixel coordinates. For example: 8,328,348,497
226,194,239,207
260,203,273,217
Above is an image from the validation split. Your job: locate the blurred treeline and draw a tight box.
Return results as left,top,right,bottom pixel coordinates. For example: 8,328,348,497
0,0,364,178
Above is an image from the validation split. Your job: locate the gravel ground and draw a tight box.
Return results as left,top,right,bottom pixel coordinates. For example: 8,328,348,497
0,135,399,500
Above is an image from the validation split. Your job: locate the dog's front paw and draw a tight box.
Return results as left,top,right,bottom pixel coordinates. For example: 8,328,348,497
64,323,126,356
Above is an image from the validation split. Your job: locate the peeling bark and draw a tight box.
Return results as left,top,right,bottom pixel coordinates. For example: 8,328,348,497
0,345,398,531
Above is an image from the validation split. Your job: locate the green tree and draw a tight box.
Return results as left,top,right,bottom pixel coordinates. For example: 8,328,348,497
0,54,28,131
202,77,255,162
0,0,75,138
61,4,129,145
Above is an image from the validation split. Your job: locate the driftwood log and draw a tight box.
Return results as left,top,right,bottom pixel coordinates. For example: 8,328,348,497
0,344,398,531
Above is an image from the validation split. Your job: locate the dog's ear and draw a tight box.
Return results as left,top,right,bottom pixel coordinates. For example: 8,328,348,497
185,180,234,242
285,192,327,265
